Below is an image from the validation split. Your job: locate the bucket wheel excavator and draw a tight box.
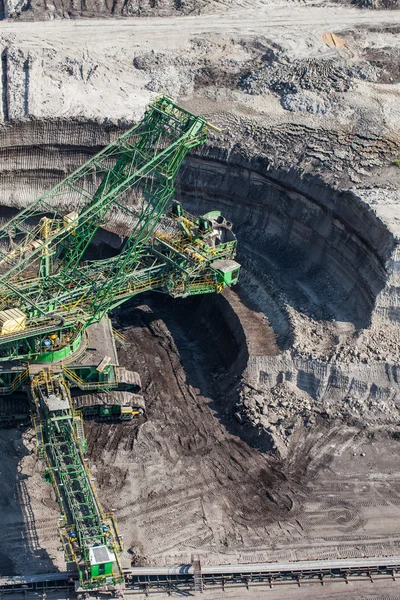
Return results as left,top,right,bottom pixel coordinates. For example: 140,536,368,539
0,97,240,593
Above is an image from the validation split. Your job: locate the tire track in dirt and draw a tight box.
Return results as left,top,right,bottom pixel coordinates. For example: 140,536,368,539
84,296,297,563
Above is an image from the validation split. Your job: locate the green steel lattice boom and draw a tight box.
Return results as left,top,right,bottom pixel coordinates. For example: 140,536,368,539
0,96,241,592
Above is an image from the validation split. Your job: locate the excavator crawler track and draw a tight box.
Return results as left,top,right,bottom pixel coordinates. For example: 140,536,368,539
73,390,145,420
116,368,142,392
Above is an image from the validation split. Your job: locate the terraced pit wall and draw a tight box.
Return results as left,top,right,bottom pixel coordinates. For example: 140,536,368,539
180,149,400,438
0,119,399,431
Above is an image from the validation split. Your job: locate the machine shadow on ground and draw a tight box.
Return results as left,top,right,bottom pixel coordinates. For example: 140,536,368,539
0,427,57,576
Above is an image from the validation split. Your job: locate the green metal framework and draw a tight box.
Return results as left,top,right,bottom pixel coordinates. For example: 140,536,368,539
0,96,239,363
32,372,123,589
0,97,241,591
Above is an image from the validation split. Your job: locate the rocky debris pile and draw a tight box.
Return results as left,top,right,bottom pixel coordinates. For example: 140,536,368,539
366,319,400,364
361,47,400,84
281,91,331,114
2,0,220,19
133,52,171,72
239,57,377,112
352,0,398,7
145,66,195,99
134,51,195,97
236,374,400,458
240,58,375,96
288,307,400,366
133,43,251,98
3,0,28,17
235,382,316,457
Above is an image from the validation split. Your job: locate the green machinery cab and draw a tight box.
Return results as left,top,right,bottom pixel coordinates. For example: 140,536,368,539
89,545,116,580
213,259,241,287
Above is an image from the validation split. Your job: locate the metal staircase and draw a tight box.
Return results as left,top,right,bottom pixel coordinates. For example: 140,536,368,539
193,557,204,594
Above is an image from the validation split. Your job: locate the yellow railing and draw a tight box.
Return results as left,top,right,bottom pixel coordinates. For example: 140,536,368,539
168,204,197,225
112,327,126,345
156,232,207,263
58,523,77,564
10,367,30,392
63,364,118,390
63,366,84,387
0,367,30,394
105,511,124,553
72,411,87,452
113,276,165,301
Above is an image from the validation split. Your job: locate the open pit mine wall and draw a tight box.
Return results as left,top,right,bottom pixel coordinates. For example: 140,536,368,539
0,48,33,122
0,120,398,407
177,146,400,408
179,146,399,329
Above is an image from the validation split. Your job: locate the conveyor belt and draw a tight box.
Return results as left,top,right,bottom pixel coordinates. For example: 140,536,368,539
32,371,124,590
2,555,400,597
128,556,400,576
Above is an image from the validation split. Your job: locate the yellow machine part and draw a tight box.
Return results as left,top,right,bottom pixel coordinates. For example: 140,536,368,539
0,308,27,335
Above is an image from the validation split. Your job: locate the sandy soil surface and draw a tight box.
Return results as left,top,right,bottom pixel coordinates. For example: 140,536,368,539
0,10,399,122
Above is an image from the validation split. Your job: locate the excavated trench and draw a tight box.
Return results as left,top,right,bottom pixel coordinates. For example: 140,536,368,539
0,119,399,572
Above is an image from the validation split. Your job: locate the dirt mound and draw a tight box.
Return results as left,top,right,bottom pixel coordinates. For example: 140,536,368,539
240,59,358,95
351,0,398,8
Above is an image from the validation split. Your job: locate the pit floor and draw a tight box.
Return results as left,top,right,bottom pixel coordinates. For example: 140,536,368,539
0,292,400,587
